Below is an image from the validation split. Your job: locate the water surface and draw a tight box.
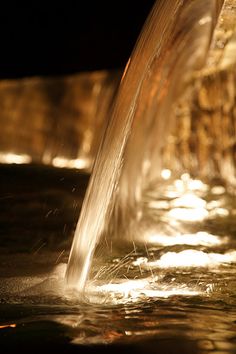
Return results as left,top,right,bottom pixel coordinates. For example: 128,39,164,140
1,165,236,353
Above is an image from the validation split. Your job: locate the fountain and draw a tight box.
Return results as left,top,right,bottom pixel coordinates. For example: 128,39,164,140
1,0,236,353
66,0,236,299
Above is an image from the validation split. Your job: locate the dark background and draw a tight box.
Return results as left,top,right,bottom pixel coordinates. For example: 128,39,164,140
0,1,155,79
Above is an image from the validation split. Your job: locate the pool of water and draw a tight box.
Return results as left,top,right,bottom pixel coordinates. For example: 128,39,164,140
1,165,236,354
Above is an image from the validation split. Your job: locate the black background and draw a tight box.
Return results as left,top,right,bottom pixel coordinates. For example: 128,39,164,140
0,1,155,79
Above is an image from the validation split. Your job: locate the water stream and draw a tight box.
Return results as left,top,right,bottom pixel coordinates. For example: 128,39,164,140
66,0,235,295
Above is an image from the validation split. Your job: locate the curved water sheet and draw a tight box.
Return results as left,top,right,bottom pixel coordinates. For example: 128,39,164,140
66,0,236,304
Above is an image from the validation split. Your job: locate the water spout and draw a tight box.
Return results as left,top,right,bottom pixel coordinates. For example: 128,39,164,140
66,0,236,296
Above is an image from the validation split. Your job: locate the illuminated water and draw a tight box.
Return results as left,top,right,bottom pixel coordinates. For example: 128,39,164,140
66,0,231,291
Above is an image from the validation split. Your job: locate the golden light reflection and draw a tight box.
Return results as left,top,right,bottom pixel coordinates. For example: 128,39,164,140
91,277,200,303
211,186,226,195
179,173,208,191
143,249,236,269
0,152,32,164
147,231,224,247
0,324,16,329
162,175,208,199
98,278,150,296
209,208,229,217
167,190,209,222
52,156,91,170
161,168,171,180
167,207,208,222
171,193,206,208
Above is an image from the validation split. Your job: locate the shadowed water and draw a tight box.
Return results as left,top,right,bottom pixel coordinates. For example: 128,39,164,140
1,166,236,354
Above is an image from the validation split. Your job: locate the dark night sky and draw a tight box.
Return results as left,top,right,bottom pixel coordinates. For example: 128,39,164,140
0,1,155,79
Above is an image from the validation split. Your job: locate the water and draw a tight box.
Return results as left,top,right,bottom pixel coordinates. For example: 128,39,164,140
1,166,236,353
66,0,235,291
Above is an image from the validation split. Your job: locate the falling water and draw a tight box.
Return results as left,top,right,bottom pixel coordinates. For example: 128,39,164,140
66,0,236,297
